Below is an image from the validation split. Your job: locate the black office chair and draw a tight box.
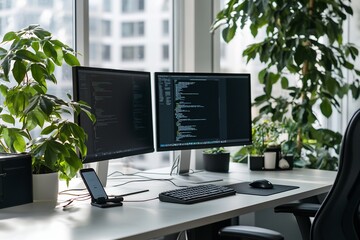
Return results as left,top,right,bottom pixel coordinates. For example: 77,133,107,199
219,109,360,240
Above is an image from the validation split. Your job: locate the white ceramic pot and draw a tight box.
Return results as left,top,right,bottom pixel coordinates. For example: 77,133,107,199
264,152,277,169
32,172,59,202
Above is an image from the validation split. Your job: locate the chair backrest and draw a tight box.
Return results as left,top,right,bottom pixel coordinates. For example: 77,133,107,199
311,109,360,240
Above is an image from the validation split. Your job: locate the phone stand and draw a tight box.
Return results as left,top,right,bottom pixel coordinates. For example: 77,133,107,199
91,196,124,208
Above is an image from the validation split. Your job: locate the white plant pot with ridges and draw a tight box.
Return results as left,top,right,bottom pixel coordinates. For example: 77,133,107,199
32,172,59,202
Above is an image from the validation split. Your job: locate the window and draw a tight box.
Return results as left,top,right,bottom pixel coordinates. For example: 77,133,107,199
89,0,172,72
121,21,145,37
101,20,112,36
0,0,11,9
162,0,170,11
162,19,169,36
89,18,98,34
162,44,169,60
0,0,73,101
121,0,145,13
103,0,111,12
39,0,53,7
89,43,99,62
102,44,111,61
121,45,144,61
88,0,173,170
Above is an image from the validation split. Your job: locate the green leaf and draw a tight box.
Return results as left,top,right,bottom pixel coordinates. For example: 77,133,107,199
320,99,332,118
0,114,15,124
44,145,58,166
33,28,51,39
281,77,289,89
13,133,26,152
46,59,55,74
2,128,27,153
250,23,258,37
31,64,45,85
23,95,40,114
2,31,17,42
1,56,10,80
33,109,46,127
39,96,54,115
0,47,7,60
222,25,236,43
43,41,57,59
63,53,80,66
15,49,41,62
31,41,40,52
41,125,57,135
12,60,27,84
294,45,306,66
54,45,64,66
0,84,9,96
64,148,83,170
258,69,266,84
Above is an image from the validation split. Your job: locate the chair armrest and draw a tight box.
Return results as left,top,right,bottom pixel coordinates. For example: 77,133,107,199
274,203,320,217
219,226,284,240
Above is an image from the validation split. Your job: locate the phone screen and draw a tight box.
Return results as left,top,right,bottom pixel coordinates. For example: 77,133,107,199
81,170,108,199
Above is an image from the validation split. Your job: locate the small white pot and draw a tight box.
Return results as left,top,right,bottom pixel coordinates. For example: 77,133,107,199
32,172,59,202
264,152,277,169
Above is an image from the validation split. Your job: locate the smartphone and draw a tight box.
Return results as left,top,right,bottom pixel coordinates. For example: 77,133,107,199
80,168,122,208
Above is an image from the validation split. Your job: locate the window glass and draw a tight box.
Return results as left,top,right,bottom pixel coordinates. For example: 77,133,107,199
0,0,73,106
121,0,145,13
89,0,173,169
101,20,112,36
101,44,111,61
103,0,111,12
162,44,169,60
121,21,145,37
0,0,12,9
162,19,169,35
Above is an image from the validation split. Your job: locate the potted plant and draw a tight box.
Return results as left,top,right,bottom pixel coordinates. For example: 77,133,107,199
211,0,360,170
0,25,95,201
233,120,286,170
203,147,230,173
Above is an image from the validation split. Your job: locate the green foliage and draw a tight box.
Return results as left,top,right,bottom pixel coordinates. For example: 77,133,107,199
233,120,283,162
211,0,360,170
0,25,95,183
203,147,228,154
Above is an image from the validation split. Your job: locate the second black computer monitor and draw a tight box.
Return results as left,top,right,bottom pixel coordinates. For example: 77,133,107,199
155,72,252,152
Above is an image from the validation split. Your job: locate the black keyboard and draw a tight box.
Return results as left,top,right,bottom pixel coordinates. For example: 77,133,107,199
159,184,236,204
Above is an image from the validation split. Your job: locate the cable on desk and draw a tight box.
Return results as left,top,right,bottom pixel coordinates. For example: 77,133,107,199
108,170,170,178
110,177,189,188
59,188,87,195
58,191,91,209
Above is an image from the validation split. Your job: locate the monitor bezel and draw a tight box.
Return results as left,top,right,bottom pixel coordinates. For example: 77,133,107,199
72,66,155,164
154,72,252,152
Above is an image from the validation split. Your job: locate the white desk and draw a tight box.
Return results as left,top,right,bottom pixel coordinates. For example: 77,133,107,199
0,163,336,240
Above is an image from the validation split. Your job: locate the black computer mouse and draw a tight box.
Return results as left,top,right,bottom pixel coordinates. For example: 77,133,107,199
249,179,274,189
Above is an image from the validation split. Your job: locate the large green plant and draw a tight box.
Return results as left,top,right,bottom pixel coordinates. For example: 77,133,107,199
0,25,95,183
211,0,360,169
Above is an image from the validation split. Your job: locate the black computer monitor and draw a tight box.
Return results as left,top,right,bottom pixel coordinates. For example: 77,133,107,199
72,66,154,165
155,72,251,175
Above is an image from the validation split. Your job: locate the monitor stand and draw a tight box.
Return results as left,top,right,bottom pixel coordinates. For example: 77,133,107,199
95,160,109,187
174,150,223,184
